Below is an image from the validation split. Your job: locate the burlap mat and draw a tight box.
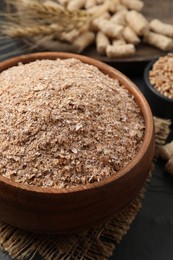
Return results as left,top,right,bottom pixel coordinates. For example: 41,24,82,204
0,117,171,260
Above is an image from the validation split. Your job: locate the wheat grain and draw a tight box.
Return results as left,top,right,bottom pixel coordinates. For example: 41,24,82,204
1,24,65,38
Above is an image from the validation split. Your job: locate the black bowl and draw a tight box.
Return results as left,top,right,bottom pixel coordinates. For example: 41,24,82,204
144,57,173,119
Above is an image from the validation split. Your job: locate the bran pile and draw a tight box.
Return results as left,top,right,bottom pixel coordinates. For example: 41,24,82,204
0,58,145,188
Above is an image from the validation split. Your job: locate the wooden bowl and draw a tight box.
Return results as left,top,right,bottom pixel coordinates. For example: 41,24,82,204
0,52,155,234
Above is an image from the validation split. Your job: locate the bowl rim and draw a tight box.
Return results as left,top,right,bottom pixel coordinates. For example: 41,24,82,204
144,54,173,104
0,52,154,194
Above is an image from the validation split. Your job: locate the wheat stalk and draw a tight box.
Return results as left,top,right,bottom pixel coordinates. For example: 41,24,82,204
1,0,91,39
1,0,115,37
2,24,63,38
0,0,113,53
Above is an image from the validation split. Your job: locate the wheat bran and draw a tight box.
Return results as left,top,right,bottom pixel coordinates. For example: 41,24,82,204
0,58,145,188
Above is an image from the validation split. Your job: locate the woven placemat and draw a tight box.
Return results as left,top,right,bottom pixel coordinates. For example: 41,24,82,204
0,117,171,260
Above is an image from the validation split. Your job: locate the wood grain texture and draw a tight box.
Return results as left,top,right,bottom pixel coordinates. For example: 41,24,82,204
0,52,155,233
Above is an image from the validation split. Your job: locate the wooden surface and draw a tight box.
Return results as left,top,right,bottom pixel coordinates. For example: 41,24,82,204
0,52,155,234
83,0,173,63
